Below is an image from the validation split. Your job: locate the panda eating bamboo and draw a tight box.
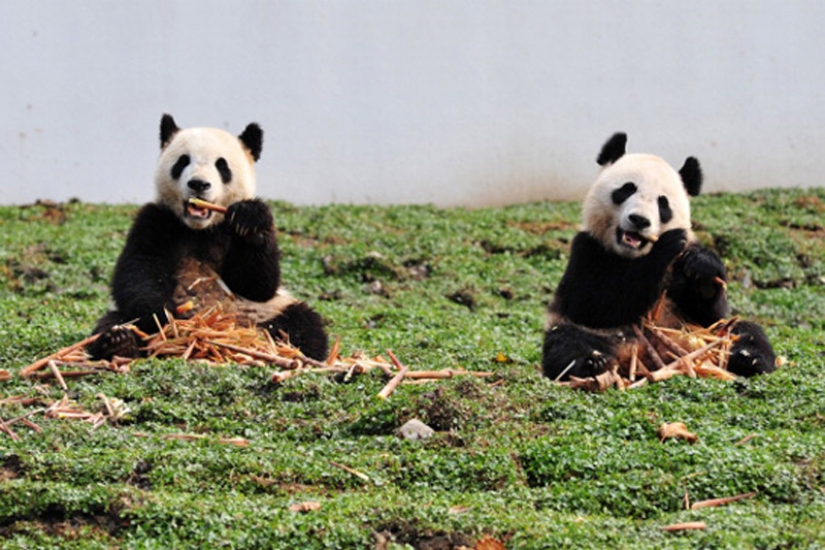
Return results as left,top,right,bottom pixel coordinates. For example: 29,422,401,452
542,133,776,381
87,114,328,361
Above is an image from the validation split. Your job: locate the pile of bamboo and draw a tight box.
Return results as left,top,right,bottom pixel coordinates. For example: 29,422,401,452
12,308,495,401
560,316,742,392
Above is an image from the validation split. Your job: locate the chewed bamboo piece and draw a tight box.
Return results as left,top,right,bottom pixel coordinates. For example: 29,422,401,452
690,491,757,510
187,197,227,214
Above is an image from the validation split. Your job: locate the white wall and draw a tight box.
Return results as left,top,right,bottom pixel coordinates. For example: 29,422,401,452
1,1,823,207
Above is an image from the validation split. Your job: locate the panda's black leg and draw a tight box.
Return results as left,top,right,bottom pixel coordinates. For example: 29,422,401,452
259,302,329,361
87,311,143,360
542,323,617,381
728,321,776,377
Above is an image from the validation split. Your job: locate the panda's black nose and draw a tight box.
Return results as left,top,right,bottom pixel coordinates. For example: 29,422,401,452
187,179,211,193
628,214,650,230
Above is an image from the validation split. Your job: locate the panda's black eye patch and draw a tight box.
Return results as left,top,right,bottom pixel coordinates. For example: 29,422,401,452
215,158,232,184
611,182,637,205
658,196,673,224
171,155,190,180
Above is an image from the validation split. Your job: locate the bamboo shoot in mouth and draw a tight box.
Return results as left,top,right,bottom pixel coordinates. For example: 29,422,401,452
187,198,227,214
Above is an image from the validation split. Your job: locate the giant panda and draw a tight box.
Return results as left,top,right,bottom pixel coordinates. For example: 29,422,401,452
542,132,776,381
87,114,328,361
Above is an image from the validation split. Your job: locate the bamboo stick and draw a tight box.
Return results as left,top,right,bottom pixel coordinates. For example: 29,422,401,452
377,350,408,399
188,198,227,214
48,360,68,391
661,522,707,532
19,333,100,377
0,416,21,441
633,325,666,371
691,492,757,510
328,460,370,482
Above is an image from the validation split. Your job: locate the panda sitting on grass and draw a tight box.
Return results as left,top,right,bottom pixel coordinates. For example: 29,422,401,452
88,114,328,361
542,133,775,381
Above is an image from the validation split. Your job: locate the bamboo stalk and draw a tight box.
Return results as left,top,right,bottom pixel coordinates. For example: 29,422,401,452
19,333,100,377
48,360,69,391
0,416,21,441
734,433,757,446
661,522,707,532
4,408,47,426
326,335,342,366
649,292,668,322
188,197,227,214
328,460,370,482
691,491,757,510
206,340,301,369
628,343,638,382
633,325,666,371
377,350,408,399
650,337,728,382
20,418,43,433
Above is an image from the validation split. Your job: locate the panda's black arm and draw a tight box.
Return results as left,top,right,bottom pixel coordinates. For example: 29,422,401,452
554,230,686,328
667,243,730,326
220,199,281,302
108,204,183,333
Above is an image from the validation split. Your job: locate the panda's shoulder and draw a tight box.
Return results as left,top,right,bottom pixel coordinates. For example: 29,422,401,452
124,203,186,246
570,231,614,259
131,203,181,227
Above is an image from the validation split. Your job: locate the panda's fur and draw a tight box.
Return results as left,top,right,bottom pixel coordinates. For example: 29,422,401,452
542,133,776,380
87,114,328,361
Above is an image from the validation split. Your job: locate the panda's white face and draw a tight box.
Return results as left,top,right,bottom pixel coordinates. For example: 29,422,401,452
155,125,258,230
582,153,693,259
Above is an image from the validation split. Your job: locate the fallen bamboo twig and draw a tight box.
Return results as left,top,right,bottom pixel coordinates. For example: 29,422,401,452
48,361,68,391
0,416,21,441
691,491,757,510
377,350,408,399
329,460,371,482
19,333,101,377
661,522,707,532
734,433,757,446
657,422,698,444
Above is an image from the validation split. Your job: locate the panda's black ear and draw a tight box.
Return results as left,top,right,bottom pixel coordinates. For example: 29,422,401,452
239,123,263,162
160,114,179,149
679,157,702,197
597,132,627,166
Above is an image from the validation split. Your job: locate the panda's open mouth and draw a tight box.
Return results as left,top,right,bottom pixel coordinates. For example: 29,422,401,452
616,228,649,250
184,201,212,220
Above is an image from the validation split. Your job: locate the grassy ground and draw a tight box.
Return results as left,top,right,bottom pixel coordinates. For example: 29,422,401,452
0,188,824,548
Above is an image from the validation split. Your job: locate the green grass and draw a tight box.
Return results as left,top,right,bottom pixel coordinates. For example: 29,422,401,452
1,189,824,548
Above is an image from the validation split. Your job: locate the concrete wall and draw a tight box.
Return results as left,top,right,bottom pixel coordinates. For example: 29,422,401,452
1,1,823,207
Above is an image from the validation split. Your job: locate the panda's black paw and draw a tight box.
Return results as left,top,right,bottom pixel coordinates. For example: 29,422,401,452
87,326,141,360
679,245,727,300
728,321,777,377
226,199,274,240
542,323,616,381
651,228,688,262
728,347,775,377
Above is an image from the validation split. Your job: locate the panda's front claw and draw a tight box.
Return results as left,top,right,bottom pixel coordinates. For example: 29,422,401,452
226,199,274,239
584,349,611,374
87,326,141,360
728,347,775,377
